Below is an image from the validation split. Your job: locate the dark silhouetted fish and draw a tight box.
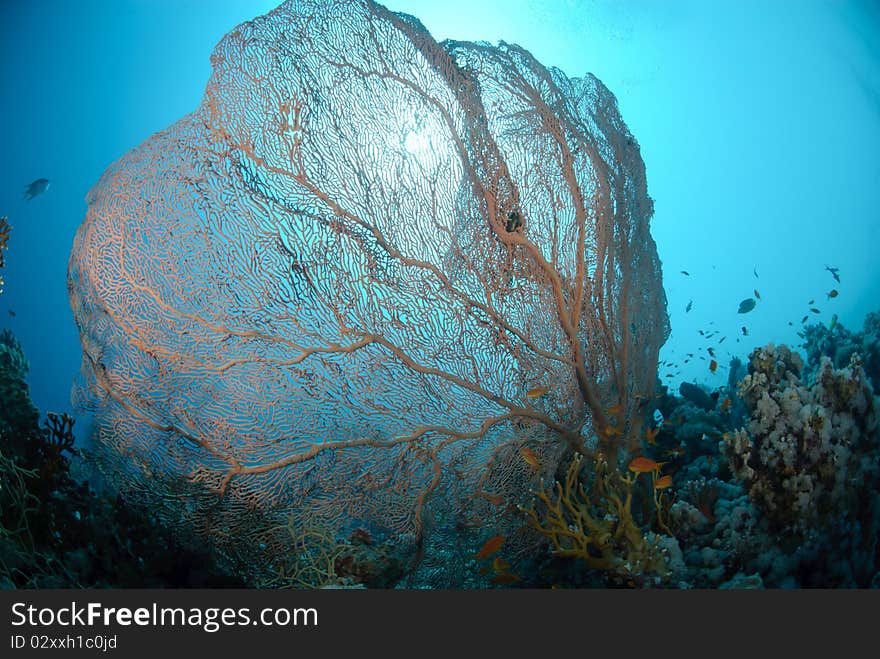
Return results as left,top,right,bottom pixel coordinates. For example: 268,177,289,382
827,289,838,299
737,298,756,314
23,178,50,200
686,300,692,312
825,265,840,283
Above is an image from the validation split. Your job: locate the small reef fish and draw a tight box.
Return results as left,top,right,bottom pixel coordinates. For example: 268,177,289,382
645,426,660,445
827,289,838,299
604,425,622,438
801,316,808,323
829,314,838,332
608,403,623,415
737,298,756,314
754,289,761,299
721,397,732,412
810,308,821,314
741,326,748,336
628,457,666,474
680,270,690,276
474,536,505,560
753,266,759,278
686,300,693,313
654,474,673,489
709,359,718,373
825,265,840,283
519,447,540,469
8,310,15,317
491,573,521,585
23,178,50,200
707,347,716,357
492,557,510,573
719,336,726,344
525,385,549,399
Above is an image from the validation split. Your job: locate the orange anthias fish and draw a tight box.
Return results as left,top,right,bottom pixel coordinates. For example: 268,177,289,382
709,359,718,373
654,474,673,489
519,447,541,469
645,426,660,445
526,385,550,400
628,457,665,474
608,403,623,415
492,557,510,574
721,397,732,412
474,536,505,560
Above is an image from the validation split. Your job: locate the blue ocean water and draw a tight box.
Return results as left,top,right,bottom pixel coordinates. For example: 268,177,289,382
1,0,879,589
1,0,877,418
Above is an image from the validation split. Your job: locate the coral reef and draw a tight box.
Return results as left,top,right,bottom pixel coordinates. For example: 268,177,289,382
802,312,880,394
5,308,879,588
722,343,879,585
0,328,242,588
0,216,10,294
0,329,39,439
622,326,880,588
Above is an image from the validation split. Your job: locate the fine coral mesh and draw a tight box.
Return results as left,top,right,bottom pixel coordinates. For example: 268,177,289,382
68,0,668,579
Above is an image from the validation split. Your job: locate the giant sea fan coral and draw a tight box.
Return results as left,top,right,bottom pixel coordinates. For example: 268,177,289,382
68,0,667,578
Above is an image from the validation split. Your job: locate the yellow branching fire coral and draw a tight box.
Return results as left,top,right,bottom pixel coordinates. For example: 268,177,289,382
520,453,670,584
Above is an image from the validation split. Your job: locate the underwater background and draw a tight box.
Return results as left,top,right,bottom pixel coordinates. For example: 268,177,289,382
0,0,878,588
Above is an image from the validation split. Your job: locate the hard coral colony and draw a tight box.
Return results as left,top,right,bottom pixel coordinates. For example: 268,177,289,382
0,0,876,590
